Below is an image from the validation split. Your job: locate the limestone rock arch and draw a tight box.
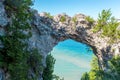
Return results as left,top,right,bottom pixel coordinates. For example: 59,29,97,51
30,11,120,71
0,2,120,79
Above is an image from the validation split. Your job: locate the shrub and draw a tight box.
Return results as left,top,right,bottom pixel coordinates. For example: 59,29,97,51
85,16,94,25
108,56,120,79
81,55,120,80
46,13,53,19
92,9,120,43
60,16,66,22
92,9,112,33
72,17,77,23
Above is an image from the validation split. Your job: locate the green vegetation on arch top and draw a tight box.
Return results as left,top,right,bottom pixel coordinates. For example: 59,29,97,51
92,9,120,43
60,16,66,22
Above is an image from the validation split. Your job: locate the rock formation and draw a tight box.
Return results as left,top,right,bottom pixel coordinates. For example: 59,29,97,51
0,1,120,80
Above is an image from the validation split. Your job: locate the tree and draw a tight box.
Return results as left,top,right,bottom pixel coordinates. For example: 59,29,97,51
0,0,41,80
81,55,120,80
53,75,64,80
85,16,94,25
43,54,56,80
81,72,89,80
108,56,120,80
93,9,120,43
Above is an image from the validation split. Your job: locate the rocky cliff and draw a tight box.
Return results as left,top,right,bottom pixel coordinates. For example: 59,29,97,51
0,1,120,80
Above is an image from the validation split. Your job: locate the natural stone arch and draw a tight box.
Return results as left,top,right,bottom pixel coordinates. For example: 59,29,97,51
29,11,120,72
0,2,120,79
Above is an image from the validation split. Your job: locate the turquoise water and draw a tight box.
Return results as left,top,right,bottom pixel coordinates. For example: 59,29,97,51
51,39,94,80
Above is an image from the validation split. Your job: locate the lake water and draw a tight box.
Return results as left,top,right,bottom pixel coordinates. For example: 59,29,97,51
51,39,94,80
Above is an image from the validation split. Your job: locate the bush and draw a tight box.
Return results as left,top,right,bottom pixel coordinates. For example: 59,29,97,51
60,16,66,22
81,55,120,80
85,16,94,25
108,56,120,79
72,17,77,23
46,13,53,19
92,9,120,43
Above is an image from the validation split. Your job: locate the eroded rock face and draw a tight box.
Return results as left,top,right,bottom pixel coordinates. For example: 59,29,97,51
29,11,120,79
0,68,4,80
0,1,8,27
0,2,120,80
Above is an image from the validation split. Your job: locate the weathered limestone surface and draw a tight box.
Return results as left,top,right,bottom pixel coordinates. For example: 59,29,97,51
0,1,120,80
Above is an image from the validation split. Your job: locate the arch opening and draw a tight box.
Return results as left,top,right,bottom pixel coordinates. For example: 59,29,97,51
51,39,95,80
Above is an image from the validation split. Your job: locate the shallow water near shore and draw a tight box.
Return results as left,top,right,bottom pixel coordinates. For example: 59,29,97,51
51,39,94,80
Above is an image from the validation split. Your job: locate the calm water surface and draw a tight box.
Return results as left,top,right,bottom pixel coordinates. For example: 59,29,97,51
51,39,93,80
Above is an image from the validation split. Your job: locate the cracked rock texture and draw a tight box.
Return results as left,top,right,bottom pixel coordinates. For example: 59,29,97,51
0,1,120,80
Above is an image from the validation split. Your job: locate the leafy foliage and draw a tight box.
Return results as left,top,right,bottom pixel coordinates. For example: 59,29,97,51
85,16,94,25
81,10,120,79
93,9,112,33
81,55,120,80
60,16,66,22
107,56,120,80
46,12,53,19
43,54,56,80
72,17,77,23
28,49,43,79
0,0,43,80
81,72,89,80
92,9,120,43
42,54,64,80
88,59,104,80
53,75,64,80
